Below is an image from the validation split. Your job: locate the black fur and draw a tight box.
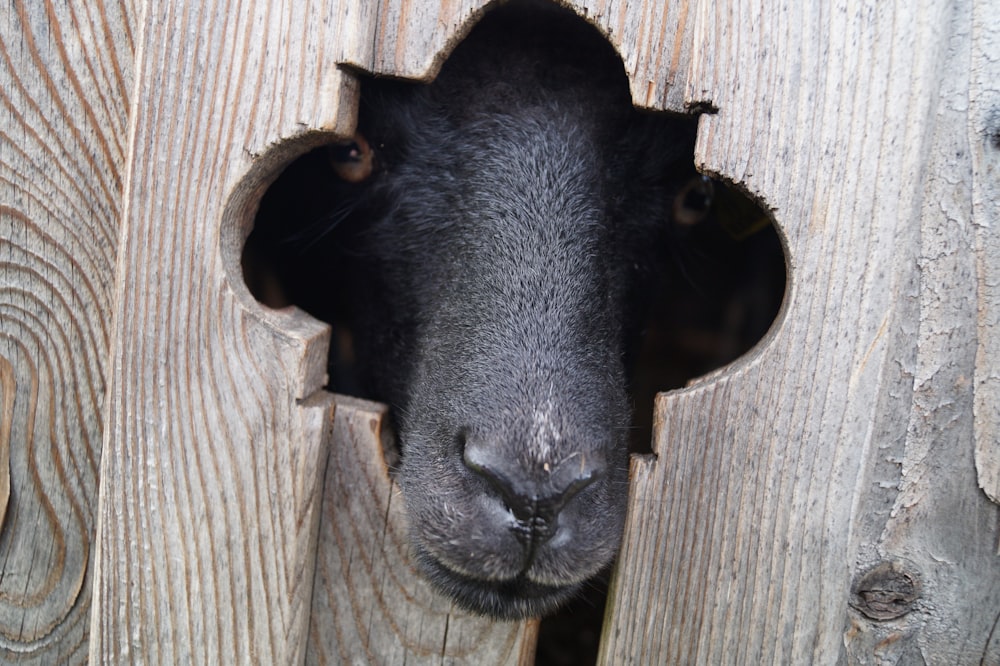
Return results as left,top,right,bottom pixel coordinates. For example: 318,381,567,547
277,3,697,619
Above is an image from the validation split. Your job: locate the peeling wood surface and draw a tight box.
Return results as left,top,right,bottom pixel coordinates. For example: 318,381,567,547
0,1,137,662
971,0,1000,507
307,396,537,665
602,0,1000,663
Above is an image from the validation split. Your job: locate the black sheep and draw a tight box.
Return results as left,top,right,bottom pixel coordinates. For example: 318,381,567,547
259,3,700,619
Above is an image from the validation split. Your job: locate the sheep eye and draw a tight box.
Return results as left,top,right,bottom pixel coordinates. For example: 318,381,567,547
328,133,375,183
673,174,714,226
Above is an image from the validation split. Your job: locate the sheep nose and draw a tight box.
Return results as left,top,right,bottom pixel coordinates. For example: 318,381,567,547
463,440,604,539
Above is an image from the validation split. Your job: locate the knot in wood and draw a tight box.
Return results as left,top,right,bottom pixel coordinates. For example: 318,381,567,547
850,560,921,621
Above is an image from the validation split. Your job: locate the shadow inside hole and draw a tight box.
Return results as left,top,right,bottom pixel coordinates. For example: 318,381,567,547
245,147,786,453
242,11,784,666
628,178,786,454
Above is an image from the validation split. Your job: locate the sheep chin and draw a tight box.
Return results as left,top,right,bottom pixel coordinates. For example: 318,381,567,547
412,545,586,621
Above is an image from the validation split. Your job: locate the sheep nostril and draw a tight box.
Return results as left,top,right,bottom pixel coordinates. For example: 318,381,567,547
462,438,604,538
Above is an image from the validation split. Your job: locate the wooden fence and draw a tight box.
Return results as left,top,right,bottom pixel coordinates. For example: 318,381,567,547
1,0,997,663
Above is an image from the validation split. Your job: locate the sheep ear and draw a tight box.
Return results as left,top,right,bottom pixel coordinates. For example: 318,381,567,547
328,133,375,183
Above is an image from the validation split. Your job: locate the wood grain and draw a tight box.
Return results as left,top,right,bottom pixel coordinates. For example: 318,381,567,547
971,0,1000,508
89,0,357,662
307,396,538,665
343,0,697,112
600,0,1000,662
0,1,137,662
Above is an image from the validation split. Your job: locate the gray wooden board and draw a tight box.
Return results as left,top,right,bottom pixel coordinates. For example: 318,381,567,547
0,1,138,662
90,0,356,662
601,0,1000,662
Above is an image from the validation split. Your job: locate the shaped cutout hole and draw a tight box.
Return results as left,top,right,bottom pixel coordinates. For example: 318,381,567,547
243,151,786,455
241,2,786,662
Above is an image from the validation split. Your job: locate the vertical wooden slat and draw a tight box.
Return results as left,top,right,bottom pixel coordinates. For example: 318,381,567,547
601,0,1000,662
0,1,137,662
971,0,1000,509
90,0,359,662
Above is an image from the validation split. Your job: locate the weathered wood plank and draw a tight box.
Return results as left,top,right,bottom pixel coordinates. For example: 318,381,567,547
601,0,1000,662
866,1,1000,658
306,396,538,665
0,1,137,662
342,0,697,112
971,0,1000,507
89,1,358,662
